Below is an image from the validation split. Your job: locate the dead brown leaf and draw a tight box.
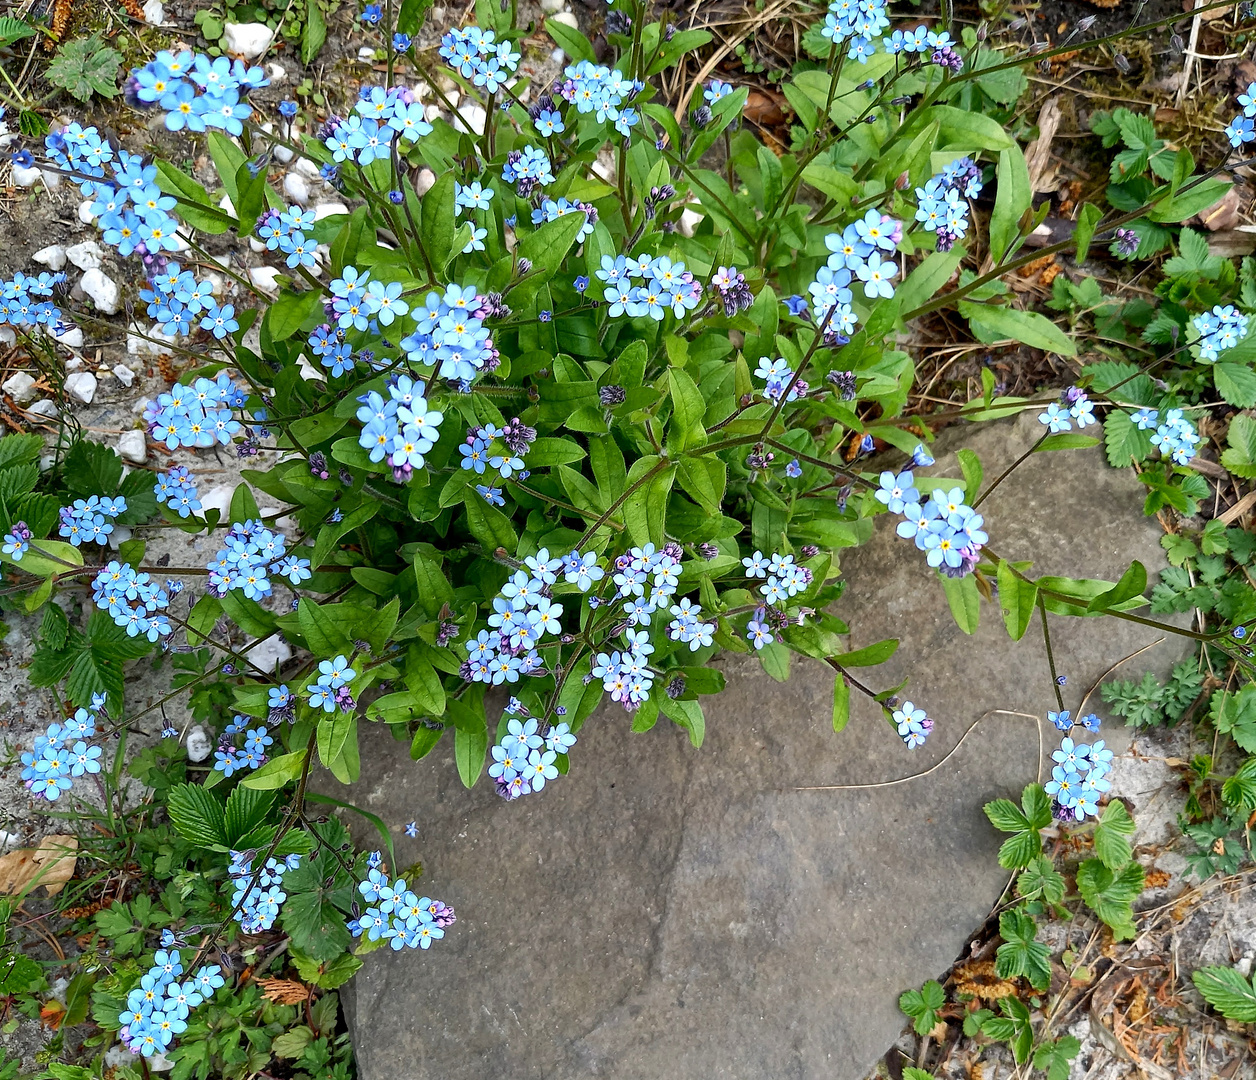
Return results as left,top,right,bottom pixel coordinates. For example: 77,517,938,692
953,959,1019,1001
258,978,310,1004
1025,98,1062,193
0,835,77,896
744,89,787,127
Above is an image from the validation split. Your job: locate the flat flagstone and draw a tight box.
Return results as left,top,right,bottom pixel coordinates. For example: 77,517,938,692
334,410,1188,1080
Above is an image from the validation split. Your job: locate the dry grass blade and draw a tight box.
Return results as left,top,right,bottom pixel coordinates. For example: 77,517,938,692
0,835,77,897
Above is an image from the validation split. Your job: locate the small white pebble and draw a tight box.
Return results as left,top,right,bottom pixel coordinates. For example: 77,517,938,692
249,266,283,293
266,62,287,82
142,0,164,23
119,430,147,464
552,10,578,28
283,171,311,206
415,168,437,196
186,726,213,763
27,399,59,419
64,371,97,405
80,269,120,315
33,245,67,271
78,200,95,225
1,372,36,404
357,45,376,61
313,201,350,220
222,22,274,59
294,157,321,180
66,240,104,271
113,363,136,387
53,325,84,349
132,396,153,416
12,164,42,187
550,47,566,64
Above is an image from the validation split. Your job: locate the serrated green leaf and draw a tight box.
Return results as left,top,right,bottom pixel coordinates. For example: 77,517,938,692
1193,965,1256,1022
166,784,227,846
46,34,122,102
1092,799,1136,869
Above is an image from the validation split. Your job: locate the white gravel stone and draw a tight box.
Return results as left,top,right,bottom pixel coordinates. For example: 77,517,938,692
80,268,120,314
27,399,59,419
248,237,266,253
273,143,294,165
127,326,175,355
247,636,292,672
64,357,83,371
679,207,703,237
109,525,133,546
142,0,164,23
52,324,84,349
64,372,97,405
455,102,487,135
283,171,311,205
424,104,442,122
33,244,67,271
199,484,235,519
249,266,283,293
297,356,324,381
314,201,350,220
113,364,136,387
551,10,578,27
12,164,41,187
540,0,565,13
0,327,16,347
1,372,37,404
78,200,95,225
222,22,274,59
133,397,152,416
415,168,437,196
119,430,148,464
267,62,287,82
186,726,213,763
358,45,376,61
66,240,105,271
294,157,321,179
550,47,566,64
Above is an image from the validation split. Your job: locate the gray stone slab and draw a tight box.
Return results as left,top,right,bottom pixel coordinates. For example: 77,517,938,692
334,410,1189,1080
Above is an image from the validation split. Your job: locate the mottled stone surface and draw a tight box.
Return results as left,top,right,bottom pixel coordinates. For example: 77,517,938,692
336,410,1187,1080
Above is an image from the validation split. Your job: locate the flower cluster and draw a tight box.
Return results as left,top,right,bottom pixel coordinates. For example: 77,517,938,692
144,374,245,451
58,495,126,547
820,0,890,60
92,562,173,640
892,700,934,749
137,262,237,339
914,158,983,252
350,853,455,949
1044,733,1114,821
459,418,537,496
1036,387,1097,433
1,521,31,561
1194,303,1249,360
598,253,703,320
154,466,202,518
0,271,66,329
212,716,274,775
439,25,520,92
118,949,225,1057
228,850,301,931
879,471,988,576
754,357,807,404
354,375,446,480
710,265,754,315
1148,407,1200,465
127,50,267,135
305,654,358,713
742,549,814,606
207,519,309,599
324,85,433,169
532,197,597,242
558,61,641,136
398,283,498,384
1226,80,1256,147
488,709,577,800
502,145,554,195
20,701,105,801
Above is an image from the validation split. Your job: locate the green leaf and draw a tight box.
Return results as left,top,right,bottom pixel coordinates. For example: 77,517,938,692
302,0,327,64
659,695,706,747
454,718,488,788
1193,965,1256,1022
984,784,1050,868
995,907,1051,990
1223,414,1256,479
1017,855,1066,904
939,572,980,634
544,15,595,62
166,784,227,847
1104,409,1153,467
832,672,850,733
1036,433,1100,452
298,598,354,657
832,638,897,667
1092,799,1136,869
292,950,362,990
1087,560,1147,612
46,34,122,102
989,146,1031,263
420,171,458,272
996,561,1037,641
667,368,706,451
1073,203,1104,264
241,748,308,790
266,289,324,341
958,301,1077,355
899,979,946,1035
1216,362,1256,408
224,786,275,845
931,104,1015,150
1077,857,1144,939
1034,1036,1081,1080
0,538,83,578
0,17,38,48
956,448,983,504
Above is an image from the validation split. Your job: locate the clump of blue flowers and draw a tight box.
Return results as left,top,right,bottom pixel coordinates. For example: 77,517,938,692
598,253,703,320
350,852,455,949
0,271,67,330
1036,387,1097,433
877,469,988,577
914,158,983,252
206,519,309,599
118,946,225,1057
20,699,106,801
488,700,577,800
91,562,173,641
58,495,126,547
213,716,274,776
1044,727,1113,822
143,374,246,451
1194,304,1249,361
228,849,300,931
154,466,202,519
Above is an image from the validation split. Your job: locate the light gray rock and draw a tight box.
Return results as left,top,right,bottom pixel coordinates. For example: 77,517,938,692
80,270,120,315
65,240,104,271
1,372,37,405
118,430,147,465
222,22,273,59
63,372,97,405
337,411,1189,1080
32,245,66,271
